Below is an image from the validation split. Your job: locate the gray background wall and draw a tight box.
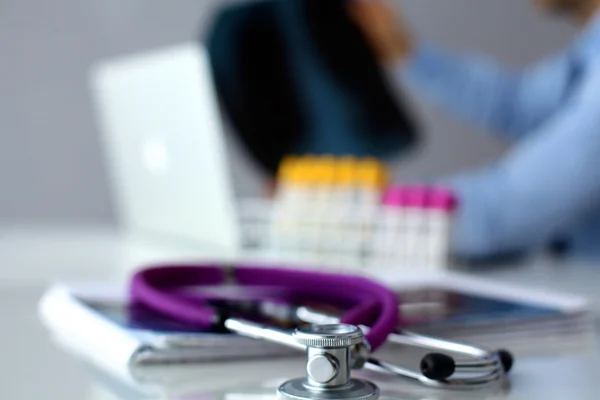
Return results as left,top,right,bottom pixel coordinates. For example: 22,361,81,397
0,0,576,224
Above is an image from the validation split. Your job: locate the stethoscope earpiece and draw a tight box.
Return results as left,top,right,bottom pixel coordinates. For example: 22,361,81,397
420,349,515,382
420,353,456,380
498,349,514,372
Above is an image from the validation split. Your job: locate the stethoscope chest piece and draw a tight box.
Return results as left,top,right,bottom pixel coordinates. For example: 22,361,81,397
277,324,380,400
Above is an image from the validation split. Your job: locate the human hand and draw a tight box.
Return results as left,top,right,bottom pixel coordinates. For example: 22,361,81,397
347,0,413,65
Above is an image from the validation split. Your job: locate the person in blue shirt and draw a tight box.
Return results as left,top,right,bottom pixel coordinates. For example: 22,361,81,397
349,0,600,261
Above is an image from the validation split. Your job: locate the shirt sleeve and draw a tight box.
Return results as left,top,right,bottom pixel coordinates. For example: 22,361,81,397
443,64,600,257
396,44,568,141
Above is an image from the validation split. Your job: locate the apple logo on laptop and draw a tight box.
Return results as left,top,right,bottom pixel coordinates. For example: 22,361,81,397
141,138,169,175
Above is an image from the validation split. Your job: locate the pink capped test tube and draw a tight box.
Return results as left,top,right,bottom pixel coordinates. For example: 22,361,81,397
401,186,429,267
426,187,458,269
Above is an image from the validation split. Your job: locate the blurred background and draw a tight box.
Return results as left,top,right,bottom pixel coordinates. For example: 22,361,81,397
3,5,600,398
0,0,575,225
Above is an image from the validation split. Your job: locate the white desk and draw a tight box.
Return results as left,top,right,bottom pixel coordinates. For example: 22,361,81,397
2,226,599,400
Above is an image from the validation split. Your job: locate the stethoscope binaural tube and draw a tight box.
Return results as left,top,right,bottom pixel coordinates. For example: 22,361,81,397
130,265,398,351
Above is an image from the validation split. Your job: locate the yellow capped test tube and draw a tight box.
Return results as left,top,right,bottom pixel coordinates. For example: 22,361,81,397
277,155,298,183
296,155,320,187
352,158,387,256
313,155,336,187
335,156,357,185
356,158,389,192
275,155,302,202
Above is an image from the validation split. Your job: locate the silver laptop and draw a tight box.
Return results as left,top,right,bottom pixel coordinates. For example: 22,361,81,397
90,43,240,250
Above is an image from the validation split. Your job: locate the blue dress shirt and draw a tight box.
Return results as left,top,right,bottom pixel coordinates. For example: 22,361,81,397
398,13,600,259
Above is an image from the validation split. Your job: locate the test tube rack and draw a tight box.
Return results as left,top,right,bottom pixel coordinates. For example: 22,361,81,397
238,156,457,271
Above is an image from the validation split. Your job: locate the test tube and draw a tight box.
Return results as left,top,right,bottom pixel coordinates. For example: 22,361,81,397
355,158,387,205
295,156,319,253
272,156,299,250
355,159,388,264
331,157,358,256
381,187,404,267
313,156,336,253
427,188,457,270
405,186,429,268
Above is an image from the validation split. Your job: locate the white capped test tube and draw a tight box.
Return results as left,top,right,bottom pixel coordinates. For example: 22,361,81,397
271,156,299,250
270,157,289,249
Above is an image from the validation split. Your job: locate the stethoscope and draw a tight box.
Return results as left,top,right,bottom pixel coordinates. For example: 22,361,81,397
131,265,513,399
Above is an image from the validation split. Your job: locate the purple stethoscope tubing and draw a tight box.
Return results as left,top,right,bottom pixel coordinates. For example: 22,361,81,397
130,265,399,351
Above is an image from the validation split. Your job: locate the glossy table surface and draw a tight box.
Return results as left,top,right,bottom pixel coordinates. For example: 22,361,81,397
2,226,600,400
